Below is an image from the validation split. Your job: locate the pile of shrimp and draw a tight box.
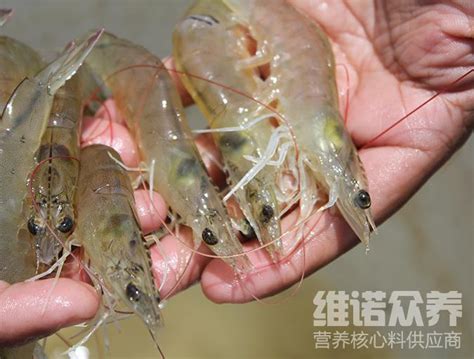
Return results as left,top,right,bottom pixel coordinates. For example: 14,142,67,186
0,0,471,357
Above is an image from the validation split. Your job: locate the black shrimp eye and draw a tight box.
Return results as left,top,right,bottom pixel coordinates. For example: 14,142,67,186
27,218,40,235
57,216,74,233
202,227,219,245
260,204,274,224
354,190,371,209
126,283,142,302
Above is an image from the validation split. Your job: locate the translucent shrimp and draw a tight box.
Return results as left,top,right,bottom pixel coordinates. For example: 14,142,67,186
0,29,102,284
225,0,376,246
84,32,251,271
173,0,283,259
26,69,82,267
74,144,162,345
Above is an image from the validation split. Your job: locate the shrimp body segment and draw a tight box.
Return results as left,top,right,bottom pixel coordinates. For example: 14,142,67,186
174,0,283,258
227,0,376,245
75,144,162,335
0,30,102,283
84,32,251,271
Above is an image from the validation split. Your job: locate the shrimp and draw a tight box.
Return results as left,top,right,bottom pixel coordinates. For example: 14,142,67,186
83,32,251,272
0,29,102,284
173,0,284,259
26,68,82,267
74,144,162,345
224,0,376,246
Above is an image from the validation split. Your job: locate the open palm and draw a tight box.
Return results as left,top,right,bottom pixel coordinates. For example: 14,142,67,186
155,0,474,303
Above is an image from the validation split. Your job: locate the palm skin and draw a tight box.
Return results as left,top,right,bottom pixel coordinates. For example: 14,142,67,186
1,0,472,347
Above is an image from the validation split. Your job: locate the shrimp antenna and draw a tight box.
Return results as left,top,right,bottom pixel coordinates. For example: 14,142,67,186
149,328,166,359
363,69,474,148
55,331,73,348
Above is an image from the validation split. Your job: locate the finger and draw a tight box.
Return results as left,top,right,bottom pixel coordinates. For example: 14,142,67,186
61,247,91,284
150,226,212,299
163,56,194,107
94,98,127,125
0,279,99,346
134,187,210,297
81,116,140,167
134,189,168,234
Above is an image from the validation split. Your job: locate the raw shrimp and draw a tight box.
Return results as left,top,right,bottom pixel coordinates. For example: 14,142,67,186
173,0,283,259
74,144,162,344
26,69,82,267
84,32,251,271
225,0,376,246
0,29,102,284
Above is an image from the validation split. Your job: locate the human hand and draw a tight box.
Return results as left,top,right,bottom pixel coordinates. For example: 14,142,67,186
84,1,473,305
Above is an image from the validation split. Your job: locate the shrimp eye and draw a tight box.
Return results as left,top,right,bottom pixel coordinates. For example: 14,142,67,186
260,204,274,224
58,216,74,233
27,218,40,235
354,190,371,209
202,228,218,245
126,283,142,302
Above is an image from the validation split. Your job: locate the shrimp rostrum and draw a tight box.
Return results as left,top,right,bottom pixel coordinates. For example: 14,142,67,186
0,36,43,110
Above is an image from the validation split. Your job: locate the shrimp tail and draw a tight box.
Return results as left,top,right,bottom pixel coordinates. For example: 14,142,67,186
38,29,103,95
